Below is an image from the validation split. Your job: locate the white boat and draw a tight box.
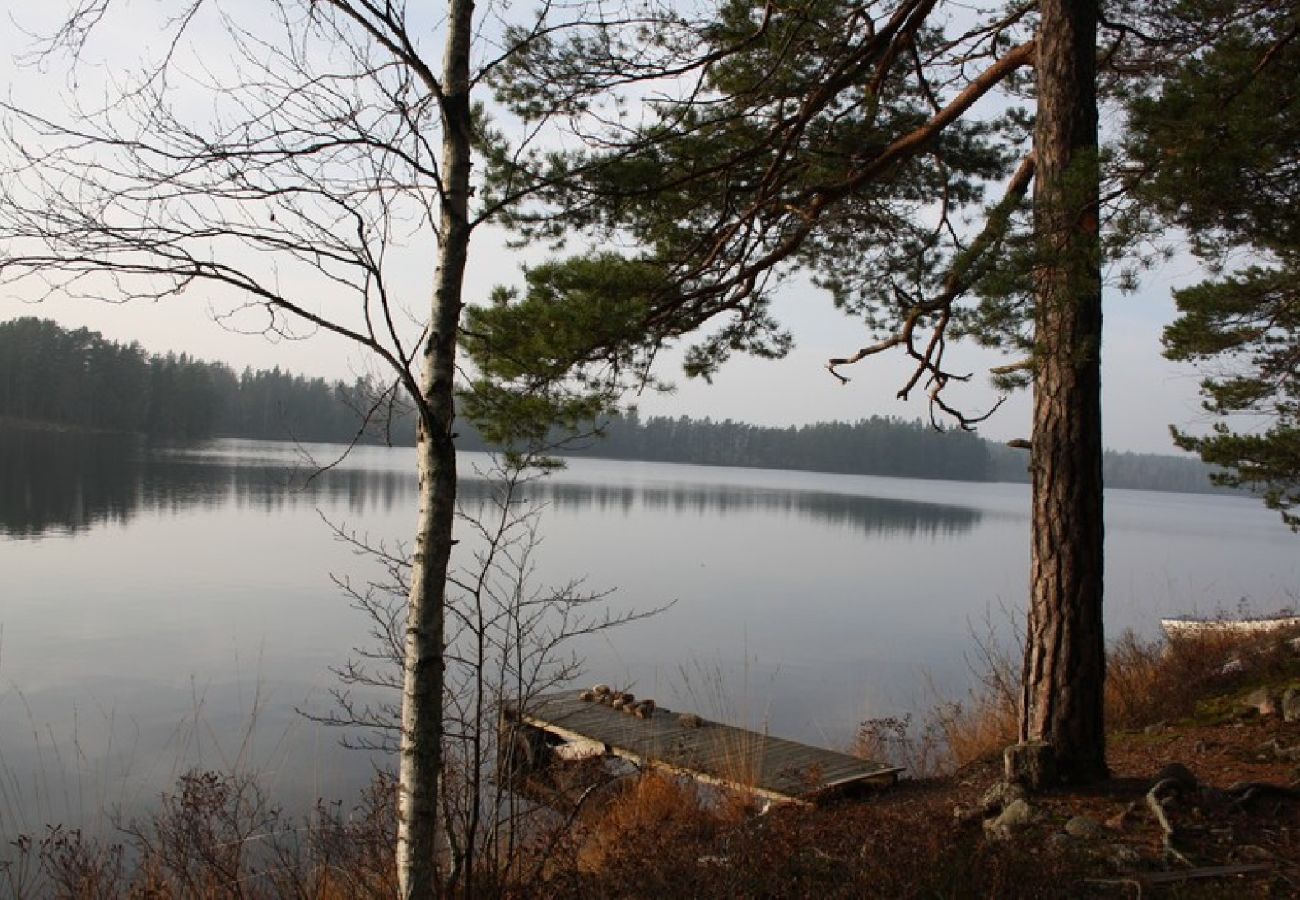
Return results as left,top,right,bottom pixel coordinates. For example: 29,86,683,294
1160,614,1300,639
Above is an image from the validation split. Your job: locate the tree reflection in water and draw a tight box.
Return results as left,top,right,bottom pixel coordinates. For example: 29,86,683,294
0,431,980,539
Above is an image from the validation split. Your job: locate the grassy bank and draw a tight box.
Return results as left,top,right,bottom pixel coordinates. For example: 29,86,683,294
5,626,1299,898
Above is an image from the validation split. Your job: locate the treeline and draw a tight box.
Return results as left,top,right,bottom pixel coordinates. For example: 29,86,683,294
0,317,412,442
1,318,1227,494
987,445,1229,495
572,414,1228,494
572,412,992,481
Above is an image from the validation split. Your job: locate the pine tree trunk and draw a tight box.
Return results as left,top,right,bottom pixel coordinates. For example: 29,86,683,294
397,1,475,896
1018,0,1108,784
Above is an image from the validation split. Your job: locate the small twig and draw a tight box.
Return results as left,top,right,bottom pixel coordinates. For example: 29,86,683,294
823,154,1035,425
1147,777,1195,867
1136,864,1273,885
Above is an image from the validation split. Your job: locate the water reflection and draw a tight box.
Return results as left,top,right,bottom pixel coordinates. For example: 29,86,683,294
0,432,413,534
0,431,980,538
0,431,144,536
512,481,980,537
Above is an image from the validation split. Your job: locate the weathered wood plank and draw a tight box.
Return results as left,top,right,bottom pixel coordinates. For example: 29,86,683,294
504,692,900,802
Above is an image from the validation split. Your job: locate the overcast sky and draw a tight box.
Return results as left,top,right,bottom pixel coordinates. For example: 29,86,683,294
0,2,1214,456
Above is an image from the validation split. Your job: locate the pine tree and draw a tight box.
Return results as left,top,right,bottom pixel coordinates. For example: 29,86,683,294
471,0,1113,783
1124,0,1300,530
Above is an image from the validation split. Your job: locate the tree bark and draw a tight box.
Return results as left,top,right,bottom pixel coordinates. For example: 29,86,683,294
1018,0,1108,784
397,1,475,896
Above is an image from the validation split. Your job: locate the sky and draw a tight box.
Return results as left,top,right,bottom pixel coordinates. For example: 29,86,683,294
0,1,1216,456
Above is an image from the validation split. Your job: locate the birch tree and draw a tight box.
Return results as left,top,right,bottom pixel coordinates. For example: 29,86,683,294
0,0,663,893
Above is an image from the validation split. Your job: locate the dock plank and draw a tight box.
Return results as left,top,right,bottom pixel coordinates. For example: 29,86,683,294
505,692,901,802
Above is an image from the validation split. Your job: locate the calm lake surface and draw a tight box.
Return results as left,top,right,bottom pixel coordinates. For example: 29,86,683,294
2,433,1297,834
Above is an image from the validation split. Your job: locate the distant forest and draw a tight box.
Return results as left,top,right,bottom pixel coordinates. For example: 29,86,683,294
0,317,401,443
1,317,1225,495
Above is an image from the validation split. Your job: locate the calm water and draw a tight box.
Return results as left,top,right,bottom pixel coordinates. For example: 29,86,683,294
2,433,1297,834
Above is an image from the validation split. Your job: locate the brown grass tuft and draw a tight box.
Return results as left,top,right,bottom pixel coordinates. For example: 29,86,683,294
858,621,1300,778
575,772,718,874
2,770,398,899
1108,625,1300,730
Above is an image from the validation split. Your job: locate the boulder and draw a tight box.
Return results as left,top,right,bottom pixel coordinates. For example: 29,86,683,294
1282,686,1300,723
1239,687,1278,717
980,780,1027,812
1220,656,1245,676
1064,815,1105,840
983,798,1036,841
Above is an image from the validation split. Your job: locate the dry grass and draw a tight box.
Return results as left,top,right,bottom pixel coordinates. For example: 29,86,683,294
549,774,1092,900
858,622,1300,776
856,618,1022,774
2,770,398,899
546,624,1300,897
11,627,1299,898
1107,625,1300,730
572,772,717,874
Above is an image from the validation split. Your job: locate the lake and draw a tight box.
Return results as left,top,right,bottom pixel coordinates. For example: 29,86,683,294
1,432,1297,835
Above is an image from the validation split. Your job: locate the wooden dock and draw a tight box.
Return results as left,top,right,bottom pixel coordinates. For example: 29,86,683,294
502,692,901,804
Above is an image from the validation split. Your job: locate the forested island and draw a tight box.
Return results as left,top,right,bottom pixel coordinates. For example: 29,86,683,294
1,317,1223,495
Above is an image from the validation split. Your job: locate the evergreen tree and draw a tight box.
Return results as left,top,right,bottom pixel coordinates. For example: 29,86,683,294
1124,0,1300,530
471,0,1116,783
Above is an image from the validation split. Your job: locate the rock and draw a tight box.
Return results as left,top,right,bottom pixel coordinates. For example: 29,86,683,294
633,699,656,719
1064,815,1105,839
983,798,1036,841
1220,656,1245,675
1143,722,1166,735
955,781,1026,826
1153,763,1197,792
979,780,1027,813
678,713,704,728
1107,844,1142,869
1283,687,1300,723
1239,687,1278,717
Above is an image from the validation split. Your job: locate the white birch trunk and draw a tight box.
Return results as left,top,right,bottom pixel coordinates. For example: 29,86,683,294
397,0,476,895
